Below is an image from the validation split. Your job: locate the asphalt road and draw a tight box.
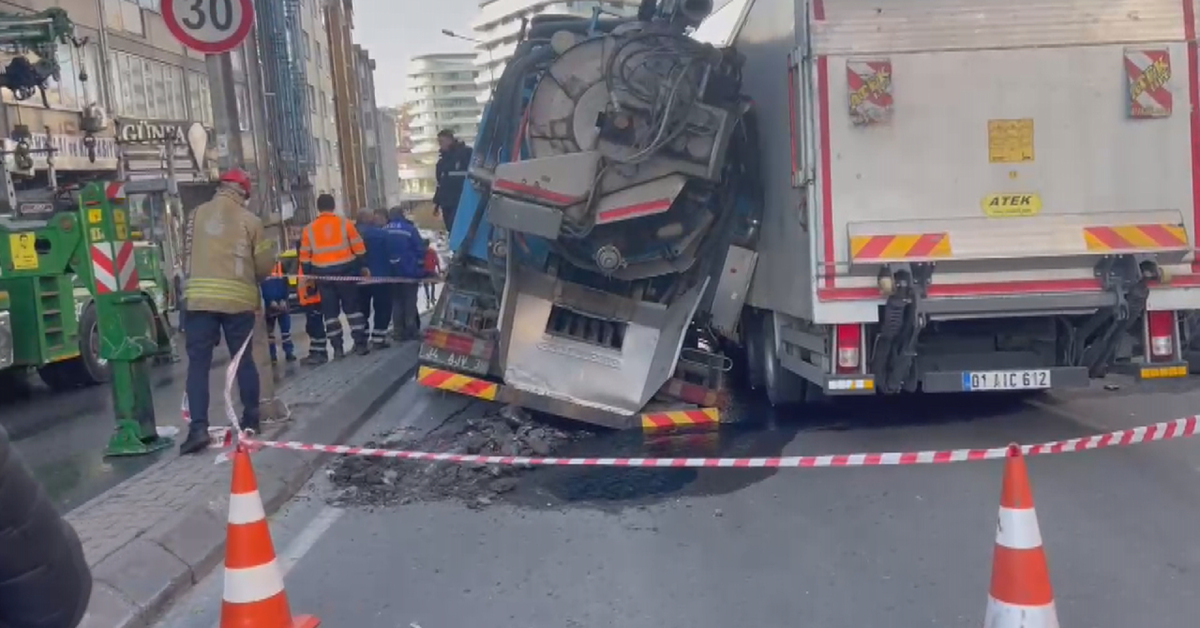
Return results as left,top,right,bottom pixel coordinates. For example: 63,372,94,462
154,372,1200,628
0,316,309,512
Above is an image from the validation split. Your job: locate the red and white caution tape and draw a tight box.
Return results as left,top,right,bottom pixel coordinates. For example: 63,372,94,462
238,415,1199,469
282,273,443,284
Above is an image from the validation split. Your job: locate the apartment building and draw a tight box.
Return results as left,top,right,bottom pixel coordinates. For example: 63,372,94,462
0,0,272,246
470,0,640,99
355,44,384,210
377,108,400,208
299,0,344,216
325,0,368,212
402,52,480,198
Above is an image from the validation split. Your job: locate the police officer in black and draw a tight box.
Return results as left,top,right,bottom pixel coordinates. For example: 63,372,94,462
433,129,473,234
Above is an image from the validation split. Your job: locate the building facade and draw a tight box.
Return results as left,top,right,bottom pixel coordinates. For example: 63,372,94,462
324,0,368,212
377,108,400,208
0,0,276,253
301,0,344,216
470,1,641,100
403,52,480,198
354,44,384,210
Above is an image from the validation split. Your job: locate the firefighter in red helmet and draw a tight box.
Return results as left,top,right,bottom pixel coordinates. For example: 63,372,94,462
179,168,278,455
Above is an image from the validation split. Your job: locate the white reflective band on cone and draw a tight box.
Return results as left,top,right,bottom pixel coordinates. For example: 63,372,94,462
995,506,1043,550
227,491,266,525
223,561,286,604
984,596,1060,628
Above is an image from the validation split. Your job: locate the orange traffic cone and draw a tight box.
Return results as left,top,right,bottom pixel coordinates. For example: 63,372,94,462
984,445,1059,627
220,446,320,628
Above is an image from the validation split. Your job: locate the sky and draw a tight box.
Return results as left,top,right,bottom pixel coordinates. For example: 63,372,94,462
354,0,481,107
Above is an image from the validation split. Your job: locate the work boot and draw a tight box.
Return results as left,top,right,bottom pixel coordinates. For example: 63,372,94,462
354,343,371,357
179,428,210,455
333,344,345,360
374,338,391,350
301,353,327,366
285,352,297,362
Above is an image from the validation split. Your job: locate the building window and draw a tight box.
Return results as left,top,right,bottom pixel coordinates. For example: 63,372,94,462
105,51,189,120
302,31,311,59
187,71,214,125
315,41,323,68
307,85,316,113
313,136,322,165
324,140,333,166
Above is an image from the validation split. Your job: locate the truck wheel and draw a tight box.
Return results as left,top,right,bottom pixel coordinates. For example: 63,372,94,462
75,303,111,385
741,311,766,390
759,312,808,407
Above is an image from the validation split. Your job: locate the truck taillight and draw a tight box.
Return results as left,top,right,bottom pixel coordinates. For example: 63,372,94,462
1147,311,1176,361
835,324,862,373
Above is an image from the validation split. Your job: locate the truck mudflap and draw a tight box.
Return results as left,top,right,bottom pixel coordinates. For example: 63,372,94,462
416,366,722,433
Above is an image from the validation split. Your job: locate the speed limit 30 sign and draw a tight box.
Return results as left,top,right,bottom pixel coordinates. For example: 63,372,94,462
163,0,255,55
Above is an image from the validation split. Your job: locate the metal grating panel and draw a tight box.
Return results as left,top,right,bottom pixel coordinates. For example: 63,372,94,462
811,0,1186,56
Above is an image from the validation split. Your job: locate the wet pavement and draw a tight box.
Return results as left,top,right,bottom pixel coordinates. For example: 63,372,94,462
156,375,1200,628
1,316,308,512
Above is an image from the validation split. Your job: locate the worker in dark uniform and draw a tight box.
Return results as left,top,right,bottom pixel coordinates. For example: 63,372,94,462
433,129,472,234
385,206,425,341
355,209,394,348
0,425,92,628
299,194,369,357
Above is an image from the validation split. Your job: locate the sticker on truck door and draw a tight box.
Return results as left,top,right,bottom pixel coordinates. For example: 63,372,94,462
1125,48,1172,118
981,193,1041,218
987,119,1034,163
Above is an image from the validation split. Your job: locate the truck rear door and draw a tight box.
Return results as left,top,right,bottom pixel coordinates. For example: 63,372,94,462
811,0,1200,309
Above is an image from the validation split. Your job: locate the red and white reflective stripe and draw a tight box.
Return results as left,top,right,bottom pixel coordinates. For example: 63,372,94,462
240,415,1199,468
282,273,440,284
91,243,119,294
596,199,672,224
105,181,126,200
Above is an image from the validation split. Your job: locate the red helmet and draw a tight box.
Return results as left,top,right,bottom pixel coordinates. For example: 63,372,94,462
219,168,252,196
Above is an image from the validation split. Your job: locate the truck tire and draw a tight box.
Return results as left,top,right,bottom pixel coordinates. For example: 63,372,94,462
38,303,109,391
741,310,766,390
758,312,808,407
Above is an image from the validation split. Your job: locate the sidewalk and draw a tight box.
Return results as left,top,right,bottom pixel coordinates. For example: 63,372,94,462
75,338,421,628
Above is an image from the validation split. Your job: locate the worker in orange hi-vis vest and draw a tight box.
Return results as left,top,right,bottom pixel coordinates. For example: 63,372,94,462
298,194,369,358
295,262,329,366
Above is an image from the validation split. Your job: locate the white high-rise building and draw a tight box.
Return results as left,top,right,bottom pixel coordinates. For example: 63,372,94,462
402,53,483,198
470,1,643,100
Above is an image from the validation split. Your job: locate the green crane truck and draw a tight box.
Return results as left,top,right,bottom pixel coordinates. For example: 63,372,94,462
0,193,172,391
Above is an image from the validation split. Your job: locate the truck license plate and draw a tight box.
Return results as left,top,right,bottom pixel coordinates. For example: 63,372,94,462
962,370,1051,391
419,344,489,375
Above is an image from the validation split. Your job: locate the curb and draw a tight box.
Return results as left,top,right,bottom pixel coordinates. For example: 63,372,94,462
79,347,419,628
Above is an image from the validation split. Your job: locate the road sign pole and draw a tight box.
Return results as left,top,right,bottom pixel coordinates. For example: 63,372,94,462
75,182,174,456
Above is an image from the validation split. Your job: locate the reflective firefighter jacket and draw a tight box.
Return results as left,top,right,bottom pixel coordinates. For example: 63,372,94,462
183,188,278,314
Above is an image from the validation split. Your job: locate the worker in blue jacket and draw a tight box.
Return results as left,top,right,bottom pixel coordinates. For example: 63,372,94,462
357,210,395,348
261,261,295,363
385,206,425,341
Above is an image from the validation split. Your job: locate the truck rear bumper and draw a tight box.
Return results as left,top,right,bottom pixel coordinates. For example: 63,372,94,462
415,366,722,432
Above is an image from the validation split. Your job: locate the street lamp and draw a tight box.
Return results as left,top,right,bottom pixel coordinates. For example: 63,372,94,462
441,28,496,88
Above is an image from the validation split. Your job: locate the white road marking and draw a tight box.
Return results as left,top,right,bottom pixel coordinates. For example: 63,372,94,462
278,506,345,574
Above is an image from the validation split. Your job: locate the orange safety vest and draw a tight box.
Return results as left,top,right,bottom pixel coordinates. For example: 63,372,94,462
299,213,365,269
296,265,320,306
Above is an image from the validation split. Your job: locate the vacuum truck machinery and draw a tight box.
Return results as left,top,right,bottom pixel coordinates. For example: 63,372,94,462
418,0,1200,428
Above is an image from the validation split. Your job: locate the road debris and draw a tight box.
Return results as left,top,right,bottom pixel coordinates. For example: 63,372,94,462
326,404,593,508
